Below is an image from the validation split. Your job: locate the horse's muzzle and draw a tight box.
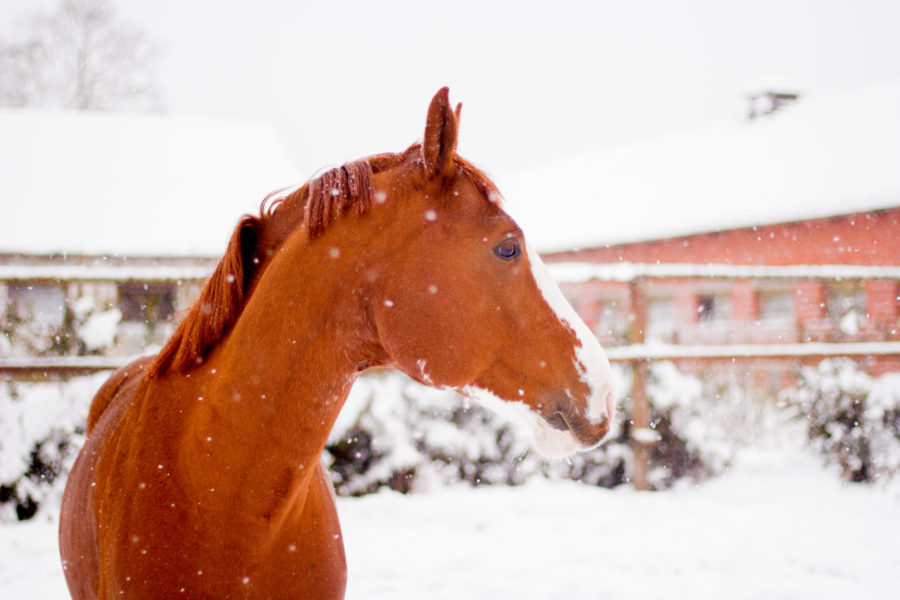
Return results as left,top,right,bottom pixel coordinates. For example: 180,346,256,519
540,394,611,450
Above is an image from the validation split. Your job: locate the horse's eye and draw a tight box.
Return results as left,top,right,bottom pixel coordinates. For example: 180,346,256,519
493,240,521,260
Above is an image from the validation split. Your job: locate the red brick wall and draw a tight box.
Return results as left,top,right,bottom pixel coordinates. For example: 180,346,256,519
731,280,757,321
552,207,900,378
866,280,899,335
547,207,900,266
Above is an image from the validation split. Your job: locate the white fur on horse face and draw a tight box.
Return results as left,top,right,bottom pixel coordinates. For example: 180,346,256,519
461,385,578,459
525,244,616,430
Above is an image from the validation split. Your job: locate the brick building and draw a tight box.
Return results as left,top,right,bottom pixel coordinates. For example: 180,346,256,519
546,207,900,375
512,85,900,382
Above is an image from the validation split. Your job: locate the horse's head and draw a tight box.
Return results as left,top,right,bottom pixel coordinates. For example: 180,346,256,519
360,88,616,457
155,88,615,458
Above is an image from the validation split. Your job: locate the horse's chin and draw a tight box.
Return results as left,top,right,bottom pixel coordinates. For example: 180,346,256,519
460,384,590,460
532,424,580,459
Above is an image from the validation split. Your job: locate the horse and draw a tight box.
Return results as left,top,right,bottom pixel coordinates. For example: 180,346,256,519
59,88,616,599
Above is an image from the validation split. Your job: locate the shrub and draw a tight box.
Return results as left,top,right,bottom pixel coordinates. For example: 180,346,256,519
326,363,734,494
3,362,744,520
0,375,100,521
784,359,900,483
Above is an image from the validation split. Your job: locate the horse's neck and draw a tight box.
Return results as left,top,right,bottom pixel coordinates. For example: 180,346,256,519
175,242,376,519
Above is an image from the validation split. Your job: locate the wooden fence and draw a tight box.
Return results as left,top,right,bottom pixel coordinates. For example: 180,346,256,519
3,260,899,489
4,341,900,490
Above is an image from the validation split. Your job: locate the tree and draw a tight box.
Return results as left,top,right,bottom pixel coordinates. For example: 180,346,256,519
0,0,160,111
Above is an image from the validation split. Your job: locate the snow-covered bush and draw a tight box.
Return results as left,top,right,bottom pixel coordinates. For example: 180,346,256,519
327,362,739,494
1,292,122,358
71,296,122,353
326,374,538,495
0,375,101,521
784,359,900,483
2,362,753,520
644,362,722,487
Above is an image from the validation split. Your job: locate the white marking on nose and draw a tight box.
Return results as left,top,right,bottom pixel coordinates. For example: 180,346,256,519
461,385,577,458
525,244,616,427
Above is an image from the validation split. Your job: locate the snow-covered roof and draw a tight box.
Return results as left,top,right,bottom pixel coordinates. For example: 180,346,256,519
4,84,900,258
499,82,900,252
0,110,299,256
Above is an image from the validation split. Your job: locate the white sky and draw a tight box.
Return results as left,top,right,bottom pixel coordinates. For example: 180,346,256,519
3,0,900,178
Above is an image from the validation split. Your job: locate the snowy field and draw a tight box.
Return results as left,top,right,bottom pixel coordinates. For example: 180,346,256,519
2,449,898,599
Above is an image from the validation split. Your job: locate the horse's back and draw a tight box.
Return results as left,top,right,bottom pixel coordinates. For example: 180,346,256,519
60,356,152,600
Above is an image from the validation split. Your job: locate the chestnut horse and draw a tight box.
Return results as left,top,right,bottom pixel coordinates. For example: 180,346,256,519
59,88,615,599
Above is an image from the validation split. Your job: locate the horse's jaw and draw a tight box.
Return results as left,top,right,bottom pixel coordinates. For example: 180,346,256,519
459,384,578,459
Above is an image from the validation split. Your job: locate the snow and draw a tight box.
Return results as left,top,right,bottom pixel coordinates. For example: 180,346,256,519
4,84,900,259
547,261,900,283
499,82,900,252
0,109,299,256
0,264,215,282
0,374,104,483
75,308,121,351
2,450,898,599
604,341,900,361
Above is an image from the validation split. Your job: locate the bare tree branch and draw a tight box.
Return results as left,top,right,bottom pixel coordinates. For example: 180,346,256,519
0,0,162,111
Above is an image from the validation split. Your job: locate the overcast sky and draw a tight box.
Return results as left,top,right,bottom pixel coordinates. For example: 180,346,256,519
3,0,900,179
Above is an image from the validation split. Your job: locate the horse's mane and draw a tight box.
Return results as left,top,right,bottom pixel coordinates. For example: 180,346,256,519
151,159,377,376
150,148,500,377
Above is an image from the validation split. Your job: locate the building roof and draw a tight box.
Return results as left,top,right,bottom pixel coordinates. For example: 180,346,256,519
3,83,899,259
500,82,900,252
0,110,299,257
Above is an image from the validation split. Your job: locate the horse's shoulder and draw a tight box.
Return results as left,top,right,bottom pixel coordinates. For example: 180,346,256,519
86,356,154,435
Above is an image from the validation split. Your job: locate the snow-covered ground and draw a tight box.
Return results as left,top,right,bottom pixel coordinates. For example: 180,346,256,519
2,449,898,599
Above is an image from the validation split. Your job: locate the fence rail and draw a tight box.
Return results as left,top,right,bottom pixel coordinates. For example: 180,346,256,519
604,341,900,361
4,342,900,490
0,355,140,380
3,341,900,380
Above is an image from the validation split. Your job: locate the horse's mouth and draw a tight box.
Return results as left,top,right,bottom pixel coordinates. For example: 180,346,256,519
541,402,611,450
545,412,569,431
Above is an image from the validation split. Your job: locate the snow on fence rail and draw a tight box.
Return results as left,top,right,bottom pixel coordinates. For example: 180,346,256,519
3,342,900,380
605,341,900,361
6,261,900,284
0,264,214,282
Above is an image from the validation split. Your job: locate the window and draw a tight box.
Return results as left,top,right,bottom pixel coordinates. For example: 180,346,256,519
119,283,175,323
594,298,628,344
647,297,675,326
827,282,865,337
7,283,66,326
5,283,68,356
697,294,731,323
646,296,676,343
759,290,795,321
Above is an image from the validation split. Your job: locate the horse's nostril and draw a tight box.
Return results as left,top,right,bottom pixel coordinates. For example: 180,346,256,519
546,412,569,432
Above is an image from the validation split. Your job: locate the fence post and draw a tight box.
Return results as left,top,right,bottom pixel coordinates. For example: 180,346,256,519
629,277,652,491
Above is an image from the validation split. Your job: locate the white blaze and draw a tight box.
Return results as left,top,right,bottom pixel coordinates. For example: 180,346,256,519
457,244,616,459
525,244,616,429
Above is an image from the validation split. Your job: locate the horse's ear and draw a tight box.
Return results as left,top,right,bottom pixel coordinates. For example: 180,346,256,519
422,87,458,180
